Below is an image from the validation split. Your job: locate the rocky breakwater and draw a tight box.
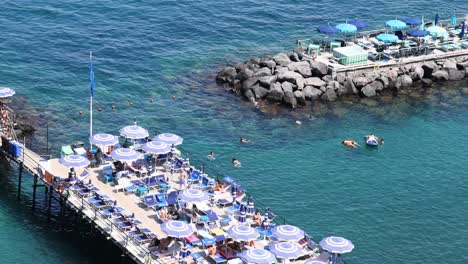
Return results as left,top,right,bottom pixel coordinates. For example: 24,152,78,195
216,51,468,108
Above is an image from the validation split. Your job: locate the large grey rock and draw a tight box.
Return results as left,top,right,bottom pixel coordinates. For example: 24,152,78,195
443,59,458,70
275,67,289,75
328,81,340,91
296,78,305,90
385,69,399,83
294,91,306,105
249,57,261,65
303,77,326,87
309,61,328,76
432,70,449,81
320,89,337,101
277,71,303,84
344,77,359,94
422,61,438,78
395,75,413,90
283,91,297,108
259,60,276,69
447,68,465,81
266,82,284,101
216,67,237,83
281,82,294,93
421,78,433,86
353,76,371,88
412,66,424,81
272,53,291,67
253,67,272,77
242,77,259,92
336,73,346,84
361,81,383,97
287,61,309,71
238,68,254,81
252,84,269,100
244,89,255,103
297,65,312,78
303,86,323,100
322,75,333,83
377,75,390,89
289,53,300,62
258,75,277,88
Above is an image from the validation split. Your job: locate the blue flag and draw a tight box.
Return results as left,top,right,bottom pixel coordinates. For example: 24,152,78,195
90,53,94,97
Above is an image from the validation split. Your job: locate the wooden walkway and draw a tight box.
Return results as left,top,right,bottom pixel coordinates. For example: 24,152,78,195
0,140,323,264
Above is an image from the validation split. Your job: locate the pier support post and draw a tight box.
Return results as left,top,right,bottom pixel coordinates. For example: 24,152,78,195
32,173,38,207
17,161,23,199
47,186,53,218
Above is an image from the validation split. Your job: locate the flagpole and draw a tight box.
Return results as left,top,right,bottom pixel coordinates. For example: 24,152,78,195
90,51,93,139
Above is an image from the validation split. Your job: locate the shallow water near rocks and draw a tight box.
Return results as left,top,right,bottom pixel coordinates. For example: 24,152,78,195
1,1,468,263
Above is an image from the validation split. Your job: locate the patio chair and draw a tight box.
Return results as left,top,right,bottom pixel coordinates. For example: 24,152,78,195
77,169,89,182
102,206,125,217
185,234,202,247
188,170,201,185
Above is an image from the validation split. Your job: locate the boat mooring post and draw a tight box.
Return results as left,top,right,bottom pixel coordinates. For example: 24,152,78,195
17,161,23,199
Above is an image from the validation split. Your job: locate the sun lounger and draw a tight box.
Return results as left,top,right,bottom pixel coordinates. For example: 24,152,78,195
155,193,168,207
77,169,89,182
191,252,210,264
185,234,202,246
142,195,157,208
208,254,227,264
102,206,125,217
145,176,158,189
166,191,179,206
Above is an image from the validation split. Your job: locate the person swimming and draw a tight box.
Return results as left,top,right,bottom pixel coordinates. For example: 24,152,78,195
232,158,241,167
342,139,359,148
208,151,215,160
240,137,251,143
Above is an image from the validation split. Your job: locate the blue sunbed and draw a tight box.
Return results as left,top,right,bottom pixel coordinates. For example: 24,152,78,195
143,195,156,208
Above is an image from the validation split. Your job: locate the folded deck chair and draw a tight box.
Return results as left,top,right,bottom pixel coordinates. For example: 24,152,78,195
188,170,201,185
143,195,157,208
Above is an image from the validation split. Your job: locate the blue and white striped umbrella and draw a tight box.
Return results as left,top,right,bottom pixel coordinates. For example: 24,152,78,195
153,133,183,146
304,260,327,264
0,87,15,98
142,140,171,154
110,148,141,162
59,154,90,168
385,19,407,30
240,249,276,264
119,125,149,139
179,242,190,258
238,209,247,224
227,225,259,241
271,225,305,241
161,220,194,238
179,189,209,203
319,236,354,254
89,133,119,146
269,242,302,259
246,197,255,216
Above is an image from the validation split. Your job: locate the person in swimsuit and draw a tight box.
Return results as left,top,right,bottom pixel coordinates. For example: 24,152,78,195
342,139,359,148
232,158,241,167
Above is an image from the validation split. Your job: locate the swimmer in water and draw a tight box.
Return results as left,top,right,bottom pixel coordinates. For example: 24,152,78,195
342,139,359,148
240,137,251,143
232,158,241,167
208,151,215,160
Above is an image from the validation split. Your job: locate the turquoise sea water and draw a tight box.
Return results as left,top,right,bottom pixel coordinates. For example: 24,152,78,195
1,1,468,263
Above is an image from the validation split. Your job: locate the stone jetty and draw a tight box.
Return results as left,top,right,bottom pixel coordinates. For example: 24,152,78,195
216,50,468,108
